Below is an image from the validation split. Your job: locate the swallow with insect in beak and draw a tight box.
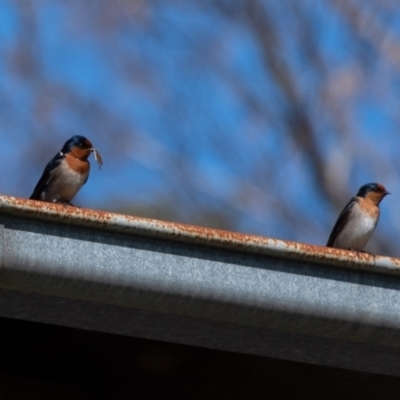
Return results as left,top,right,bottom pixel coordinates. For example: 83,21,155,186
326,183,390,251
30,135,102,206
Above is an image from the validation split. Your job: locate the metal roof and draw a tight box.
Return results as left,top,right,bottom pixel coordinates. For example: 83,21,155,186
1,195,400,377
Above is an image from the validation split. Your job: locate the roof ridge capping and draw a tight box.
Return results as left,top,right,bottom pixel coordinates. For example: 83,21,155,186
0,195,399,275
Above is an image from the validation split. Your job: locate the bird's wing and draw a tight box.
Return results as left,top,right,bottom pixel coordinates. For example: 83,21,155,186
29,152,64,200
83,163,90,185
326,197,358,247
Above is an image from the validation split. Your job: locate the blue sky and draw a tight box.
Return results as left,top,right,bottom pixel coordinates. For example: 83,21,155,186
0,1,399,254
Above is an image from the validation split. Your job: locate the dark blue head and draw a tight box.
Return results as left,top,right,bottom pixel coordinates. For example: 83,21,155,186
356,183,389,198
61,136,93,153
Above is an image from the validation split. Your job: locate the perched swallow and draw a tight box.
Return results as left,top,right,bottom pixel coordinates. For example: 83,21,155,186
30,135,98,205
326,183,389,251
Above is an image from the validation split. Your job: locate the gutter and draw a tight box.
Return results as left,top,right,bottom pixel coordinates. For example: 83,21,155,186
0,195,400,377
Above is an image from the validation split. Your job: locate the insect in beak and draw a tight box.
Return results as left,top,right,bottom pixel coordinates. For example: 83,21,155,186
91,148,103,169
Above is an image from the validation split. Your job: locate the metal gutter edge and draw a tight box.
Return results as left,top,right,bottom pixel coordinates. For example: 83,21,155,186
0,195,399,275
0,223,3,271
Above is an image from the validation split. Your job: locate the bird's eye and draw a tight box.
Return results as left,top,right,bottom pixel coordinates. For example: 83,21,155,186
374,187,378,191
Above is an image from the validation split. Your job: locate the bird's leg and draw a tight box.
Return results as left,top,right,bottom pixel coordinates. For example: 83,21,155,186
66,201,80,208
349,248,375,259
55,200,80,208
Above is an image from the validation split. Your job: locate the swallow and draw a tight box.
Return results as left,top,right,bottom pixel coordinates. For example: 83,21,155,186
30,135,98,205
326,183,389,251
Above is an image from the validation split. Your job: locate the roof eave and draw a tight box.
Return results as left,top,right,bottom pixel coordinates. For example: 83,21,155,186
1,195,400,377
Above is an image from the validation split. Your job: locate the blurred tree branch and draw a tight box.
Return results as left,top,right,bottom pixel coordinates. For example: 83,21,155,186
2,0,400,256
